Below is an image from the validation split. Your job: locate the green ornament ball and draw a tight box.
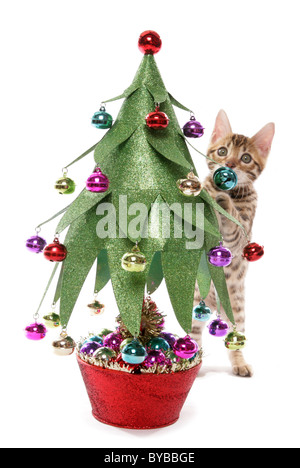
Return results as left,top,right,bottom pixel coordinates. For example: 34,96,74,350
225,329,247,351
213,167,238,191
120,338,135,352
54,177,76,195
43,313,61,328
93,346,116,361
147,336,170,352
98,328,113,338
91,108,113,129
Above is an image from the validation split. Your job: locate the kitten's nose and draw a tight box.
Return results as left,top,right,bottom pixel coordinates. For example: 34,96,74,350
226,161,236,169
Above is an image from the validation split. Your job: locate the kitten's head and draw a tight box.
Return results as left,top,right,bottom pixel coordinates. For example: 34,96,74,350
207,110,275,186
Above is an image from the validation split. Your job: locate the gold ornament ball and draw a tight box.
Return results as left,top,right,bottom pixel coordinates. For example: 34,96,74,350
93,347,116,361
43,313,61,329
54,177,76,195
52,333,76,356
121,245,147,272
87,300,105,316
176,171,202,197
225,330,247,351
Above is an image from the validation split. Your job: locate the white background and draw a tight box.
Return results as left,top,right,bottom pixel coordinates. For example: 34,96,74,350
1,0,299,449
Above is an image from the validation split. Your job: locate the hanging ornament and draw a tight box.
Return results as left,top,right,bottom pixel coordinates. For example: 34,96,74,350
147,336,170,352
243,242,265,262
26,231,47,254
121,244,147,273
44,238,67,262
213,166,238,191
91,105,113,129
83,335,104,345
159,332,177,348
43,312,61,329
54,169,76,195
103,332,123,351
25,322,47,341
193,300,212,322
120,337,135,352
138,30,162,55
93,347,116,361
80,340,103,356
143,350,167,368
225,327,247,351
146,105,169,129
183,115,205,138
208,241,233,267
176,171,202,197
52,330,76,356
173,336,199,359
87,297,105,316
86,167,110,193
208,317,229,337
122,339,147,365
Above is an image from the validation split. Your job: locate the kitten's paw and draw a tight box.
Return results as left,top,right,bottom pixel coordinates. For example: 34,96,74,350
232,363,253,378
216,193,232,211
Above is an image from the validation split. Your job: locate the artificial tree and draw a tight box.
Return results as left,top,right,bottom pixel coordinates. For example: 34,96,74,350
25,31,252,428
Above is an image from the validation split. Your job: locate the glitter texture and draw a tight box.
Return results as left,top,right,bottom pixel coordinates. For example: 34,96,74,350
53,53,237,334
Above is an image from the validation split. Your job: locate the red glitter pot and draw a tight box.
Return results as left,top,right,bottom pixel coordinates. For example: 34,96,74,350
77,355,201,430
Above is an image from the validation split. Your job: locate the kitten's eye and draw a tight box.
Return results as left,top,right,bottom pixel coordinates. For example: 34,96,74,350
241,153,252,164
218,147,228,157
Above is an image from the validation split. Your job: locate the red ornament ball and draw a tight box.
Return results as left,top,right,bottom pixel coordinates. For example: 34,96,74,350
138,30,162,55
44,238,67,262
243,242,264,262
146,109,169,129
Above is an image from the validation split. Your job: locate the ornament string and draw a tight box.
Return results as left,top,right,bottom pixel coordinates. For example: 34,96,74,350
215,287,236,326
36,205,71,230
183,136,224,167
64,142,99,170
33,264,60,321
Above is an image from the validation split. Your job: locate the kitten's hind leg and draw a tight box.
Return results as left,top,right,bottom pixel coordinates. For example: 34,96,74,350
228,350,253,377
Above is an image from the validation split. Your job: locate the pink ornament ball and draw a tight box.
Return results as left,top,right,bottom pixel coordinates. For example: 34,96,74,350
173,336,199,359
25,323,47,341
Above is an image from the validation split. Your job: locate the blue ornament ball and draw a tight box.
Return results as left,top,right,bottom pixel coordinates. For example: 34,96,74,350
147,337,170,352
91,107,113,129
213,167,238,191
193,301,212,322
122,340,147,365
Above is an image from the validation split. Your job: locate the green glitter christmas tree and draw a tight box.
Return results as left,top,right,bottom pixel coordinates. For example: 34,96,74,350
36,31,244,338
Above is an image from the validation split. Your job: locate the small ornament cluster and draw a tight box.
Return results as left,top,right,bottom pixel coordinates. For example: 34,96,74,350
193,298,247,350
77,297,202,375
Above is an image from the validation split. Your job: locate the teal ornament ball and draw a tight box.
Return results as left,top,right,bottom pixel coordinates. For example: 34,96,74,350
91,107,113,129
147,336,170,352
193,301,212,322
213,167,238,191
122,340,147,365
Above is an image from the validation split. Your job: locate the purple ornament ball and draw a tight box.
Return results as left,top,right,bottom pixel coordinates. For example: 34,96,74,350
208,242,233,267
103,332,123,351
208,318,229,337
143,350,166,369
183,117,205,138
80,341,102,356
173,336,199,359
26,236,47,253
160,332,177,348
25,323,47,341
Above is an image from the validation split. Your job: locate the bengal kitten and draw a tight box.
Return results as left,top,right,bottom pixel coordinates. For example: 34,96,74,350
191,110,275,377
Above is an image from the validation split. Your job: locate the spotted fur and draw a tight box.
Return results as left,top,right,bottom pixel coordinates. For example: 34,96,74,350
191,110,275,377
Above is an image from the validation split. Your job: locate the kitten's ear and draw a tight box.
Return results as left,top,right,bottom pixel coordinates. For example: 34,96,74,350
211,110,232,144
251,123,275,158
